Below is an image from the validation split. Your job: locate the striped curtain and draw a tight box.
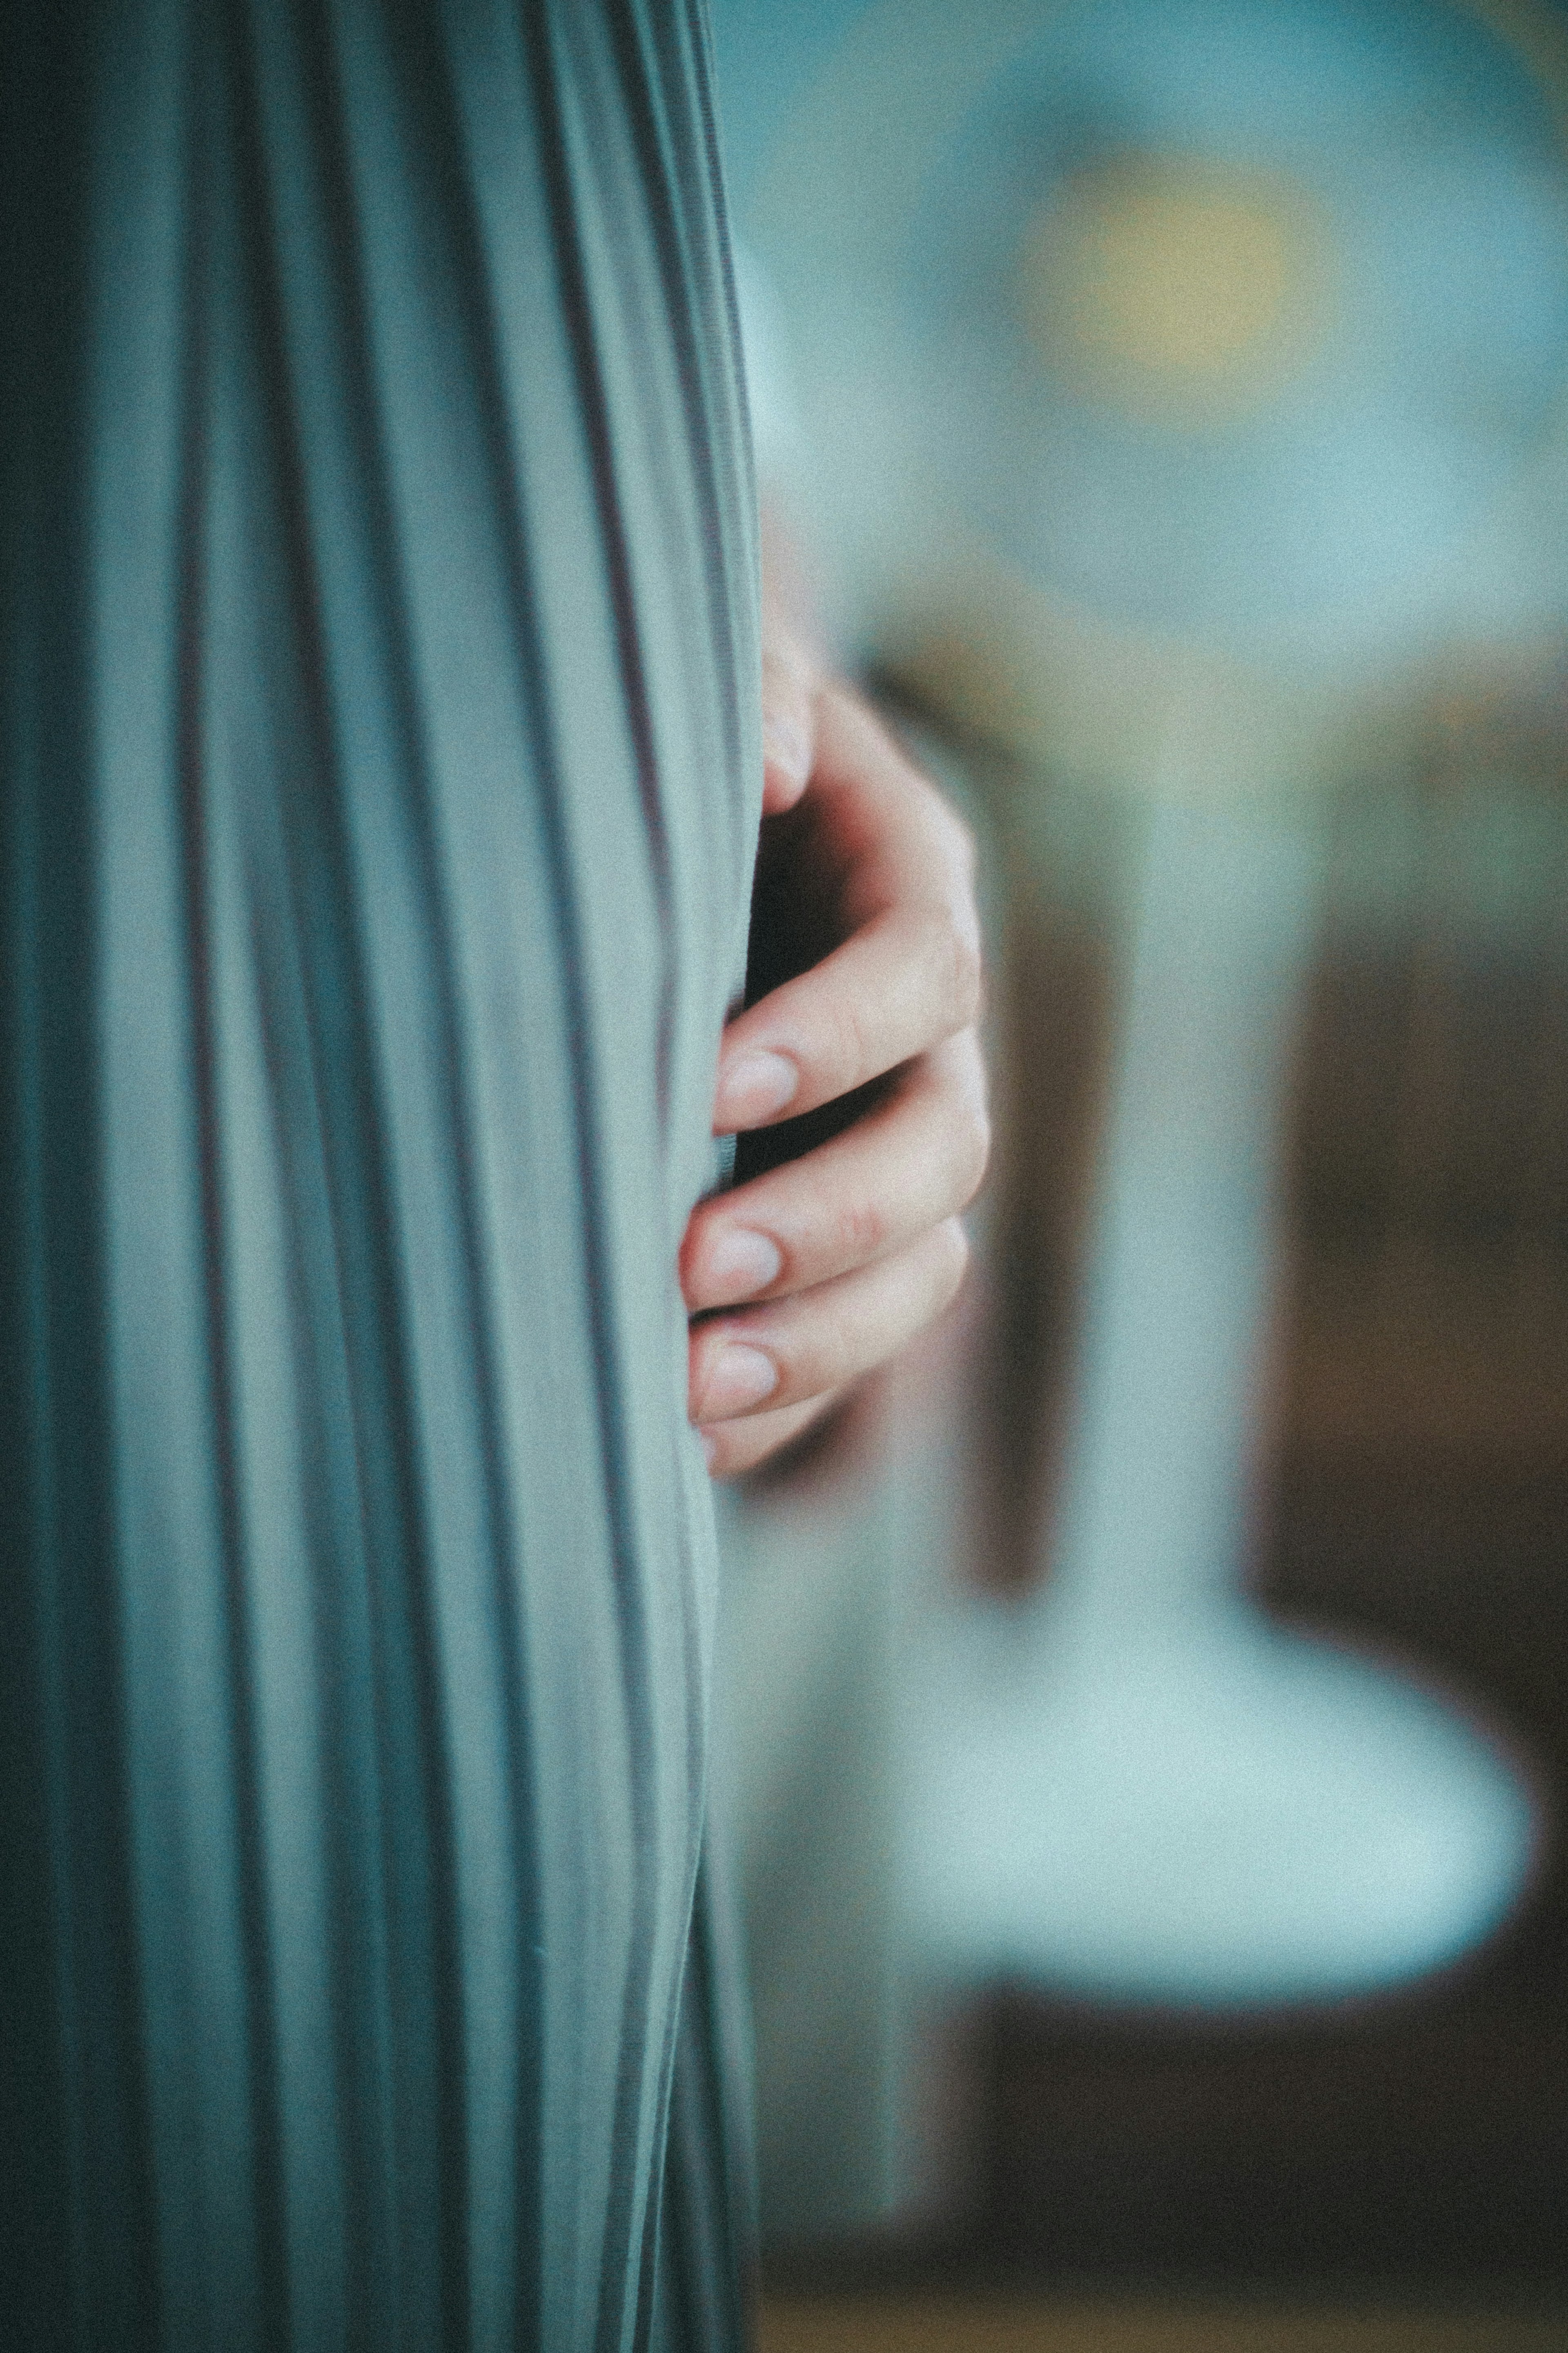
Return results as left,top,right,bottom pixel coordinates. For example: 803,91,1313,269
0,2,760,2346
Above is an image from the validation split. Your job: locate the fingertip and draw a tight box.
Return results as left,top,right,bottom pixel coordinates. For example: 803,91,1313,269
761,767,811,816
690,1225,783,1310
761,709,813,812
691,1339,778,1423
713,1047,798,1133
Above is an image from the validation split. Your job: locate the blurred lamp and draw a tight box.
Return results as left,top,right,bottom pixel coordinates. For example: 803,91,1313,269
736,0,1563,2005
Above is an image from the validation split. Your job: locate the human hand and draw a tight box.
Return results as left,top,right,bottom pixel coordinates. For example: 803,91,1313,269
682,631,989,1477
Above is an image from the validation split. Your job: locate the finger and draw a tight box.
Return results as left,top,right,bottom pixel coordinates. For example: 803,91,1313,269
715,698,980,1134
688,1216,969,1424
699,1390,840,1480
761,635,816,814
713,909,981,1134
683,1030,989,1311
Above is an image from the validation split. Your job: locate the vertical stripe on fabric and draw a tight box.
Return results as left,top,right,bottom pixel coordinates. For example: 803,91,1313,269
3,2,761,2346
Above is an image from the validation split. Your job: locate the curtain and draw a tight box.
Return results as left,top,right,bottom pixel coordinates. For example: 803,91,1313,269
0,2,760,2344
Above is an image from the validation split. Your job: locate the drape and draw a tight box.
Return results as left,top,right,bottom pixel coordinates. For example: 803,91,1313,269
0,2,760,2345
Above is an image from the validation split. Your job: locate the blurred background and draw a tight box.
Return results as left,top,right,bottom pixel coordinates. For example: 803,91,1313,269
706,2,1568,2341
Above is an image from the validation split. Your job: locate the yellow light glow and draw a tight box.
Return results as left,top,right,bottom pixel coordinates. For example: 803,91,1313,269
1019,156,1334,421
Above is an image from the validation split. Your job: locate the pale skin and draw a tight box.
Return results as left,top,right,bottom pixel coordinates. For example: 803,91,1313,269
682,543,990,1477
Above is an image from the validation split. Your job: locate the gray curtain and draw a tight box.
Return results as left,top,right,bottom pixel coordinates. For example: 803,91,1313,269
0,1,760,2345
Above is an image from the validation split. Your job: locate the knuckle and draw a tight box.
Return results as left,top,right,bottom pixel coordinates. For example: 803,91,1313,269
952,918,984,1025
929,901,984,1032
918,782,978,890
939,797,979,885
827,991,874,1093
797,1289,857,1399
956,1100,992,1205
934,1215,971,1301
836,1195,888,1264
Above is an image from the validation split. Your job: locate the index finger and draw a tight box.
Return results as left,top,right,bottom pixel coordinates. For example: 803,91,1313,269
714,692,981,1133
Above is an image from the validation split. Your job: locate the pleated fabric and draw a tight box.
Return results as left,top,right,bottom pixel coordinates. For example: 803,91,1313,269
0,2,760,2346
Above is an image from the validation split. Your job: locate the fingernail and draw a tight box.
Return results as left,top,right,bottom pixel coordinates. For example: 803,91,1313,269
697,1343,778,1420
716,1049,797,1128
763,714,811,785
702,1228,782,1305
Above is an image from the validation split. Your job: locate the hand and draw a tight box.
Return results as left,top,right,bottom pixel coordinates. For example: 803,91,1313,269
682,627,989,1478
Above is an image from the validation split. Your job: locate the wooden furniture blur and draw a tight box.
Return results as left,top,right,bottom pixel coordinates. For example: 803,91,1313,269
984,680,1568,2293
820,668,1568,2296
759,2295,1568,2353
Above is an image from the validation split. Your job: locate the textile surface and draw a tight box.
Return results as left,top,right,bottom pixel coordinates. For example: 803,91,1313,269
0,2,760,2346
